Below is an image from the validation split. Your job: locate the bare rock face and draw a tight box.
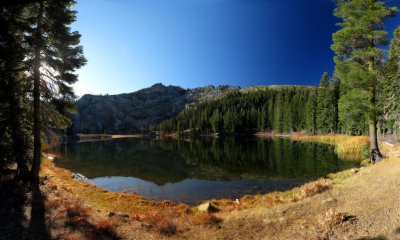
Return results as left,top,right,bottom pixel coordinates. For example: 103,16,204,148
71,83,239,134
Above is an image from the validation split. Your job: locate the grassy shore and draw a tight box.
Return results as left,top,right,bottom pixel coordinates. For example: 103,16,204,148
256,133,370,162
2,133,379,239
37,156,344,239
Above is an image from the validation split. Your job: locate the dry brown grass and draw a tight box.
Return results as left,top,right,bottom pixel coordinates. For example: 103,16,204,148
58,231,84,240
46,196,62,208
318,208,357,239
66,199,90,227
136,210,179,235
196,212,222,226
291,134,369,161
295,179,331,201
95,219,115,230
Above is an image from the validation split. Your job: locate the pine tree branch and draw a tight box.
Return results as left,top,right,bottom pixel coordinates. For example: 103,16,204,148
1,0,47,8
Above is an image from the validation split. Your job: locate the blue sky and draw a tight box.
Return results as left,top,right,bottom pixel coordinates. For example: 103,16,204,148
71,0,400,97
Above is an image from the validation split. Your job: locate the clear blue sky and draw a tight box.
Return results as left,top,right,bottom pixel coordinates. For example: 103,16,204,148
71,0,400,97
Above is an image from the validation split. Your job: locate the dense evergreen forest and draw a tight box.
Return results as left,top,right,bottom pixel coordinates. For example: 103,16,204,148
159,59,400,137
158,80,343,135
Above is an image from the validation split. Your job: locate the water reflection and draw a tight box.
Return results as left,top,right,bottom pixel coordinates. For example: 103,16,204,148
56,137,356,204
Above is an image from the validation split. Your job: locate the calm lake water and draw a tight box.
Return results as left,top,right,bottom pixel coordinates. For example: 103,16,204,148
55,137,356,204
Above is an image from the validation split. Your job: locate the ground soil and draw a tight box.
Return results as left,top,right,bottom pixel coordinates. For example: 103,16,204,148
200,142,400,240
1,141,400,239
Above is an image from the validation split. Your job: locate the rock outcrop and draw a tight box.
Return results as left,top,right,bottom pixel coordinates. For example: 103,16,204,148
71,83,238,134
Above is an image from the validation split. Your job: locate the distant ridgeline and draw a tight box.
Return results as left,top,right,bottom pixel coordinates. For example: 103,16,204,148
71,74,388,136
70,84,239,134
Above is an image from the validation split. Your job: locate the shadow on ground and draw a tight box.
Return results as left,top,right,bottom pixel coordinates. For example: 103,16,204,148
0,170,120,240
0,172,50,239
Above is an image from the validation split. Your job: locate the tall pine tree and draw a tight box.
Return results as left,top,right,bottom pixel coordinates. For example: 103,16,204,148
0,5,32,179
331,0,397,162
25,0,86,180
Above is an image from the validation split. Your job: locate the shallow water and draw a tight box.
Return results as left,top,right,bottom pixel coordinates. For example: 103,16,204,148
55,137,356,204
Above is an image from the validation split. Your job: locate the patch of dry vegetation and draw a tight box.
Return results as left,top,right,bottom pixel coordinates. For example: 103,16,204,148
256,133,369,161
42,180,120,239
295,179,331,200
318,208,357,240
291,134,369,161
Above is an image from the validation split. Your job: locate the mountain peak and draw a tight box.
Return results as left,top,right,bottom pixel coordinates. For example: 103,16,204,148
150,83,166,89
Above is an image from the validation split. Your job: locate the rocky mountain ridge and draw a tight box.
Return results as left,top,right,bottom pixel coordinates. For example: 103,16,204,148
71,83,239,134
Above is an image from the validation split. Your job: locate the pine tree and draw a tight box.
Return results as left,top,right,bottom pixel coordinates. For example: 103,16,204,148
380,26,400,138
211,109,222,133
316,72,335,133
305,90,317,134
1,0,46,8
331,0,397,162
0,5,32,178
25,0,86,180
273,92,284,133
331,77,341,133
282,91,292,133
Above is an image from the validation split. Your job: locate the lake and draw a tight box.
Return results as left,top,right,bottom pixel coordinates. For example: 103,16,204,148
55,137,356,204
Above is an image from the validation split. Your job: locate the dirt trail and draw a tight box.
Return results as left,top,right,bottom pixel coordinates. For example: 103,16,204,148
197,144,400,239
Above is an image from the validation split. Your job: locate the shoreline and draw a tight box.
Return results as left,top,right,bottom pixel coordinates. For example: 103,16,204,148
33,133,399,238
72,133,146,143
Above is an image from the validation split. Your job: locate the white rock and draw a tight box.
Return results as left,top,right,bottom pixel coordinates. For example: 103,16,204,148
197,201,219,213
74,173,88,180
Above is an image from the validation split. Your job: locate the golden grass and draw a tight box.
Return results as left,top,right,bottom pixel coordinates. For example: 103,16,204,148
294,179,331,200
327,169,356,185
111,134,145,139
290,134,369,162
196,212,222,226
256,133,369,161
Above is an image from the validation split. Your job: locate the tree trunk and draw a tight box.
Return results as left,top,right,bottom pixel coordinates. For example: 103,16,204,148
30,2,43,182
368,85,383,163
0,122,6,171
368,59,383,163
9,92,30,180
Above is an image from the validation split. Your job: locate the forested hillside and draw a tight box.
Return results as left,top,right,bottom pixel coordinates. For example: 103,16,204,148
159,51,400,138
158,76,342,135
